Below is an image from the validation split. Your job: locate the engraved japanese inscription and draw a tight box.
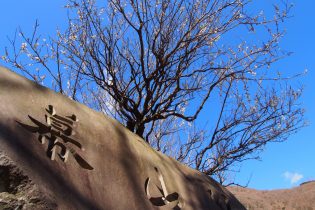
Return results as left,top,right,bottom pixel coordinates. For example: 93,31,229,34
145,167,183,209
17,105,93,170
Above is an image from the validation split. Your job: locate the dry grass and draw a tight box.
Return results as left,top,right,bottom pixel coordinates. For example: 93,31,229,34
228,181,315,210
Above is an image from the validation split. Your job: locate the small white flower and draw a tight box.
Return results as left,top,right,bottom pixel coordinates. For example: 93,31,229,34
1,55,7,61
21,42,27,51
34,43,39,49
250,106,257,112
69,34,77,41
14,62,22,68
249,70,257,76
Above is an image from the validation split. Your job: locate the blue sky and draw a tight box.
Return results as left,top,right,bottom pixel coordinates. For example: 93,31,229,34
0,0,314,190
234,0,315,189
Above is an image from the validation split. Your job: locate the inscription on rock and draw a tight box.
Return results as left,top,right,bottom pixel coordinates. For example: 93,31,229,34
17,105,93,170
145,167,183,209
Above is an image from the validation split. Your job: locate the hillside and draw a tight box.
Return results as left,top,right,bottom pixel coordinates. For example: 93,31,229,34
228,181,315,210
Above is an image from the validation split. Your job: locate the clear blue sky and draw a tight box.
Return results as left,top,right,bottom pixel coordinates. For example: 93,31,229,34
0,0,314,190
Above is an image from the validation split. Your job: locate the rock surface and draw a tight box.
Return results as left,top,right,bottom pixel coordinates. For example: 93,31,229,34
0,153,57,210
0,66,245,210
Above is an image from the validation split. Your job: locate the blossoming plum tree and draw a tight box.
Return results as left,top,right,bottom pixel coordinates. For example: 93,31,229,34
2,0,305,184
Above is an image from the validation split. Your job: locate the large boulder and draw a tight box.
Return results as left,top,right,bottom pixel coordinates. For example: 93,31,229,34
0,66,245,210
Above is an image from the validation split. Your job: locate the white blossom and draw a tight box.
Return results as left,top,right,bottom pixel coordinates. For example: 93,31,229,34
1,55,7,62
21,42,27,51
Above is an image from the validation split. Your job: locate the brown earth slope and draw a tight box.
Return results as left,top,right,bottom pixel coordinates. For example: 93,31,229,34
228,181,315,210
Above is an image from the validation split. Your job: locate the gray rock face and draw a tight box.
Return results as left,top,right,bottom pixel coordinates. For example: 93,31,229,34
0,153,57,210
0,66,245,210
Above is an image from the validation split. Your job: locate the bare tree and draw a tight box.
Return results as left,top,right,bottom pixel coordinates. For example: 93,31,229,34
2,0,305,183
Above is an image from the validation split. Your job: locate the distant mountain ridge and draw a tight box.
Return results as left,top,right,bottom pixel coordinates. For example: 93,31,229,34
300,180,315,186
228,181,315,209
